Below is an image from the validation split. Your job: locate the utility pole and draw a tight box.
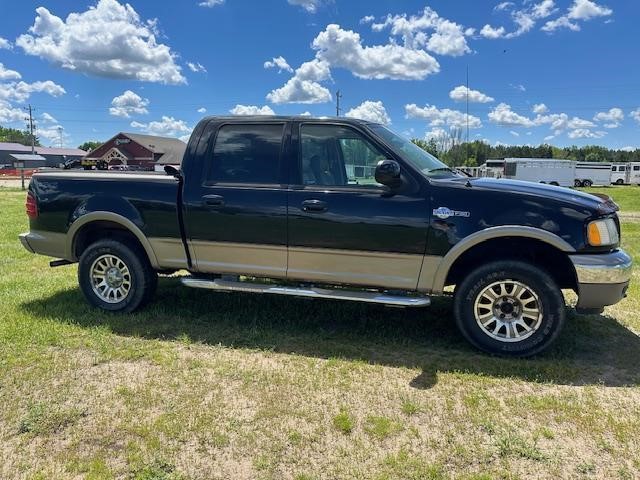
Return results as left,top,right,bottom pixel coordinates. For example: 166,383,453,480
465,66,470,165
23,104,36,191
24,104,36,154
335,90,342,117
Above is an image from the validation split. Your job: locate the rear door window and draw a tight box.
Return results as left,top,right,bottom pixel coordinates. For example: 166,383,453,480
208,124,284,184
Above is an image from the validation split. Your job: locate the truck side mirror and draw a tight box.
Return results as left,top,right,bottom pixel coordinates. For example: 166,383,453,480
375,159,402,189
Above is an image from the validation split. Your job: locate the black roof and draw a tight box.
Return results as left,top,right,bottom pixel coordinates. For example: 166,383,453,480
200,115,377,125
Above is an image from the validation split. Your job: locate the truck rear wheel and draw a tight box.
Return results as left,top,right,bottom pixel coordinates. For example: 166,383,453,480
78,239,157,313
453,260,565,357
582,179,592,187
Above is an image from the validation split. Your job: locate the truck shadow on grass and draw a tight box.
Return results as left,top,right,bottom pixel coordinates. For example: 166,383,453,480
21,277,640,389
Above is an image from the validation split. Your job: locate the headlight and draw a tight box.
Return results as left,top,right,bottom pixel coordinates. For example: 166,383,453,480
587,218,619,246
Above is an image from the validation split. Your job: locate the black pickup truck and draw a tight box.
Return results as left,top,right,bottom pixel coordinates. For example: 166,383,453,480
20,116,632,356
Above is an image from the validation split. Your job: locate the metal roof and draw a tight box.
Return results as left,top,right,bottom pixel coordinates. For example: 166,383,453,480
0,142,86,156
9,154,46,161
120,133,187,154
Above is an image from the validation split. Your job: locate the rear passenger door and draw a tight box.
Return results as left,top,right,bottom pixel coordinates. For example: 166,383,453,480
182,121,290,277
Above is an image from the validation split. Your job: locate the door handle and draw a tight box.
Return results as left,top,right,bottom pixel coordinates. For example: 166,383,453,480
302,199,328,213
202,194,225,208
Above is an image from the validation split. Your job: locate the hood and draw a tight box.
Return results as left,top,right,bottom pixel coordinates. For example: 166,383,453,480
463,177,618,215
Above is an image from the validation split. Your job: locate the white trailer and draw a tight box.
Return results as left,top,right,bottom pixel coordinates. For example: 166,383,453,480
503,158,575,187
480,159,505,178
627,162,640,185
574,161,612,187
611,164,627,184
610,163,640,185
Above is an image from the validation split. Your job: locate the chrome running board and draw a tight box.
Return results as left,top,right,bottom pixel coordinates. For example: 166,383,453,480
181,277,430,307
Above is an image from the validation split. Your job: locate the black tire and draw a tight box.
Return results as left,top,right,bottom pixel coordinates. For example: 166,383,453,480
453,260,566,357
549,181,559,186
574,179,583,187
78,239,157,313
582,179,592,187
615,179,624,185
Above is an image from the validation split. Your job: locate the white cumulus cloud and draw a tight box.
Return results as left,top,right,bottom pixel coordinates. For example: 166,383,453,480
41,112,57,123
109,90,150,118
532,103,548,114
542,0,612,32
0,37,11,49
488,103,535,127
229,104,275,115
16,0,185,85
0,80,66,103
266,58,332,104
631,108,640,125
567,128,606,139
449,85,494,103
345,100,391,125
287,0,325,13
197,107,207,113
593,107,623,128
264,56,293,73
187,62,207,73
405,103,482,129
371,7,471,57
0,63,21,81
0,100,25,124
130,116,191,138
480,24,507,38
313,24,440,80
198,0,224,7
482,0,557,39
568,0,613,20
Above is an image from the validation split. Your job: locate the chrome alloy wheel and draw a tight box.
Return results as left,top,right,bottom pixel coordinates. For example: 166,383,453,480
90,254,132,303
473,280,543,342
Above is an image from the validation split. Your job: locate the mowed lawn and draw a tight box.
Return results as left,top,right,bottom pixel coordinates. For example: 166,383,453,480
0,186,639,480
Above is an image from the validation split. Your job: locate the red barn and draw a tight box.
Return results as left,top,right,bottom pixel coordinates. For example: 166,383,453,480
82,132,186,170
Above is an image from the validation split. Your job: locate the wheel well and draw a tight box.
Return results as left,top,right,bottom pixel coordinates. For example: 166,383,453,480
445,237,577,290
73,220,147,261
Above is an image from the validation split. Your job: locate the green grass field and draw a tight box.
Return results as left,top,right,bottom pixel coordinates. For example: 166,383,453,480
0,186,639,479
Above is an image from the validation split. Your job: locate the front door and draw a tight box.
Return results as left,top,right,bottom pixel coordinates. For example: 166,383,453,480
183,121,289,277
287,123,430,290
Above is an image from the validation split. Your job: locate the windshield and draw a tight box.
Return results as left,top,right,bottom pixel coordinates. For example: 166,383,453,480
368,125,460,178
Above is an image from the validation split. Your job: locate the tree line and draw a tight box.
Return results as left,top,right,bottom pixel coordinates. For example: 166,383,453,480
412,137,640,167
0,126,40,147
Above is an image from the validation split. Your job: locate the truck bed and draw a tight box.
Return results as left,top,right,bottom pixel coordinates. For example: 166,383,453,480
25,170,184,268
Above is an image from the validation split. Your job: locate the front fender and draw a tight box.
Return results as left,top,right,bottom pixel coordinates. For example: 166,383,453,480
419,225,575,293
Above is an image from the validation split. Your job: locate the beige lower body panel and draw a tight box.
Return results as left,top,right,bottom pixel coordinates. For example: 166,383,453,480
190,241,288,278
287,247,423,290
20,230,67,259
183,241,438,292
147,238,189,270
417,255,444,293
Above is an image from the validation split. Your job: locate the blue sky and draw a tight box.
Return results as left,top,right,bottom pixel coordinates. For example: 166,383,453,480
1,0,639,150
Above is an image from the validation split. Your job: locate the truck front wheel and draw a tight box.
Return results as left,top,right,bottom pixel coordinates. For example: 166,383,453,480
78,239,157,313
453,260,565,357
